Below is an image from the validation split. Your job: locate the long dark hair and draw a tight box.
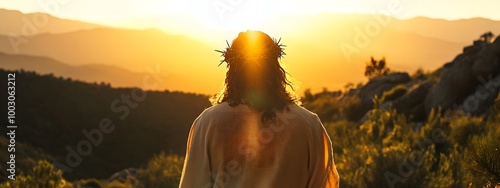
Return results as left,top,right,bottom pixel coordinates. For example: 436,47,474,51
212,30,299,123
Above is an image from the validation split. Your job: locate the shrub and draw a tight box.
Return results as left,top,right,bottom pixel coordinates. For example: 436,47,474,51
365,56,390,80
425,149,466,188
74,178,104,188
302,94,342,121
104,180,135,188
466,133,500,187
0,160,70,188
448,115,485,146
341,95,365,122
136,153,184,188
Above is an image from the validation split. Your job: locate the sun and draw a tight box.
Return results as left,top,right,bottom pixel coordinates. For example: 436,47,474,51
197,0,279,32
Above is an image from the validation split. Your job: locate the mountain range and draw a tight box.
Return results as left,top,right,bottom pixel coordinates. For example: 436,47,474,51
1,9,500,94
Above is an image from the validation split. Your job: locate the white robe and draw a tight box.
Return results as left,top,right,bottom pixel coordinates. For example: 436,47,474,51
179,102,339,188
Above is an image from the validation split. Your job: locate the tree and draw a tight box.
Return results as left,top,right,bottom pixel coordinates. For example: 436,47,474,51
365,56,390,80
480,31,495,43
344,82,355,91
303,88,314,102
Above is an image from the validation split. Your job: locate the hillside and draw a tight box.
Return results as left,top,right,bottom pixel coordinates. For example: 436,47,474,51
0,69,211,180
0,52,154,88
298,35,500,187
0,27,225,93
392,17,500,43
0,9,103,35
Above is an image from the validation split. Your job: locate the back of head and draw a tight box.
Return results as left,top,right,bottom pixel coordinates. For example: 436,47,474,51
213,30,298,123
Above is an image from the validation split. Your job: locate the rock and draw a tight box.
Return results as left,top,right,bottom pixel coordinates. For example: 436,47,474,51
472,43,500,77
425,36,500,115
463,43,481,55
358,72,411,104
460,74,500,115
352,72,411,122
107,168,138,183
424,55,476,113
359,81,432,123
492,36,500,53
393,81,433,121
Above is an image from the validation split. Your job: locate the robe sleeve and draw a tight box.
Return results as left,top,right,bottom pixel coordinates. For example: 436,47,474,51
307,115,340,188
179,114,212,188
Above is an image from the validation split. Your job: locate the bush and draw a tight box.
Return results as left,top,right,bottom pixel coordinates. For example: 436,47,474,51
0,160,70,188
341,95,365,122
448,115,485,146
300,87,500,187
302,94,342,122
365,56,390,80
425,149,466,188
466,133,500,187
104,180,135,188
136,153,184,188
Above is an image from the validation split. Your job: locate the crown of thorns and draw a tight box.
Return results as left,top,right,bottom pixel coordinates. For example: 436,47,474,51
215,38,286,67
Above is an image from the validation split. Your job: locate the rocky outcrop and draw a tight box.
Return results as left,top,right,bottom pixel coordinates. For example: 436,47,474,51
424,36,500,115
393,81,433,121
357,72,411,106
347,35,500,123
460,74,500,115
344,72,410,122
359,80,432,123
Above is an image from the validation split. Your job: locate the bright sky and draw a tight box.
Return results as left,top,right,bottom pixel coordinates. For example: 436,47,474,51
2,0,500,30
1,0,499,93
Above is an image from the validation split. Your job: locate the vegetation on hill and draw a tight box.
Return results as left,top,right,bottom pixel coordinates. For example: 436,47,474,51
3,88,499,188
0,69,211,181
1,33,500,187
365,56,390,80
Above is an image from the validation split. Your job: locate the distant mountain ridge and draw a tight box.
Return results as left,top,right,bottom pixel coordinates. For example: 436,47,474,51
0,9,104,36
1,8,500,93
0,51,151,89
392,16,500,43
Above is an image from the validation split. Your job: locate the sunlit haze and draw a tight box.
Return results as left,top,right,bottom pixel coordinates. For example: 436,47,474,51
1,0,500,94
2,0,500,34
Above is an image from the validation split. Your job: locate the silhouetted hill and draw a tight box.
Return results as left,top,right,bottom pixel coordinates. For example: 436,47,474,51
0,51,156,89
0,9,104,35
0,27,224,93
0,27,215,70
392,17,500,43
0,69,211,180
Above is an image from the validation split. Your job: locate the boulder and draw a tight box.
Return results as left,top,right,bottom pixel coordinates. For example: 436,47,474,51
359,81,433,123
460,74,500,115
393,81,433,121
107,168,138,183
425,36,500,115
471,41,500,77
352,72,411,121
358,72,411,104
424,55,476,113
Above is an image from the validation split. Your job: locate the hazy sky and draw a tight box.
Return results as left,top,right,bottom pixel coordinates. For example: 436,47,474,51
2,0,500,21
1,0,500,34
1,0,499,92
